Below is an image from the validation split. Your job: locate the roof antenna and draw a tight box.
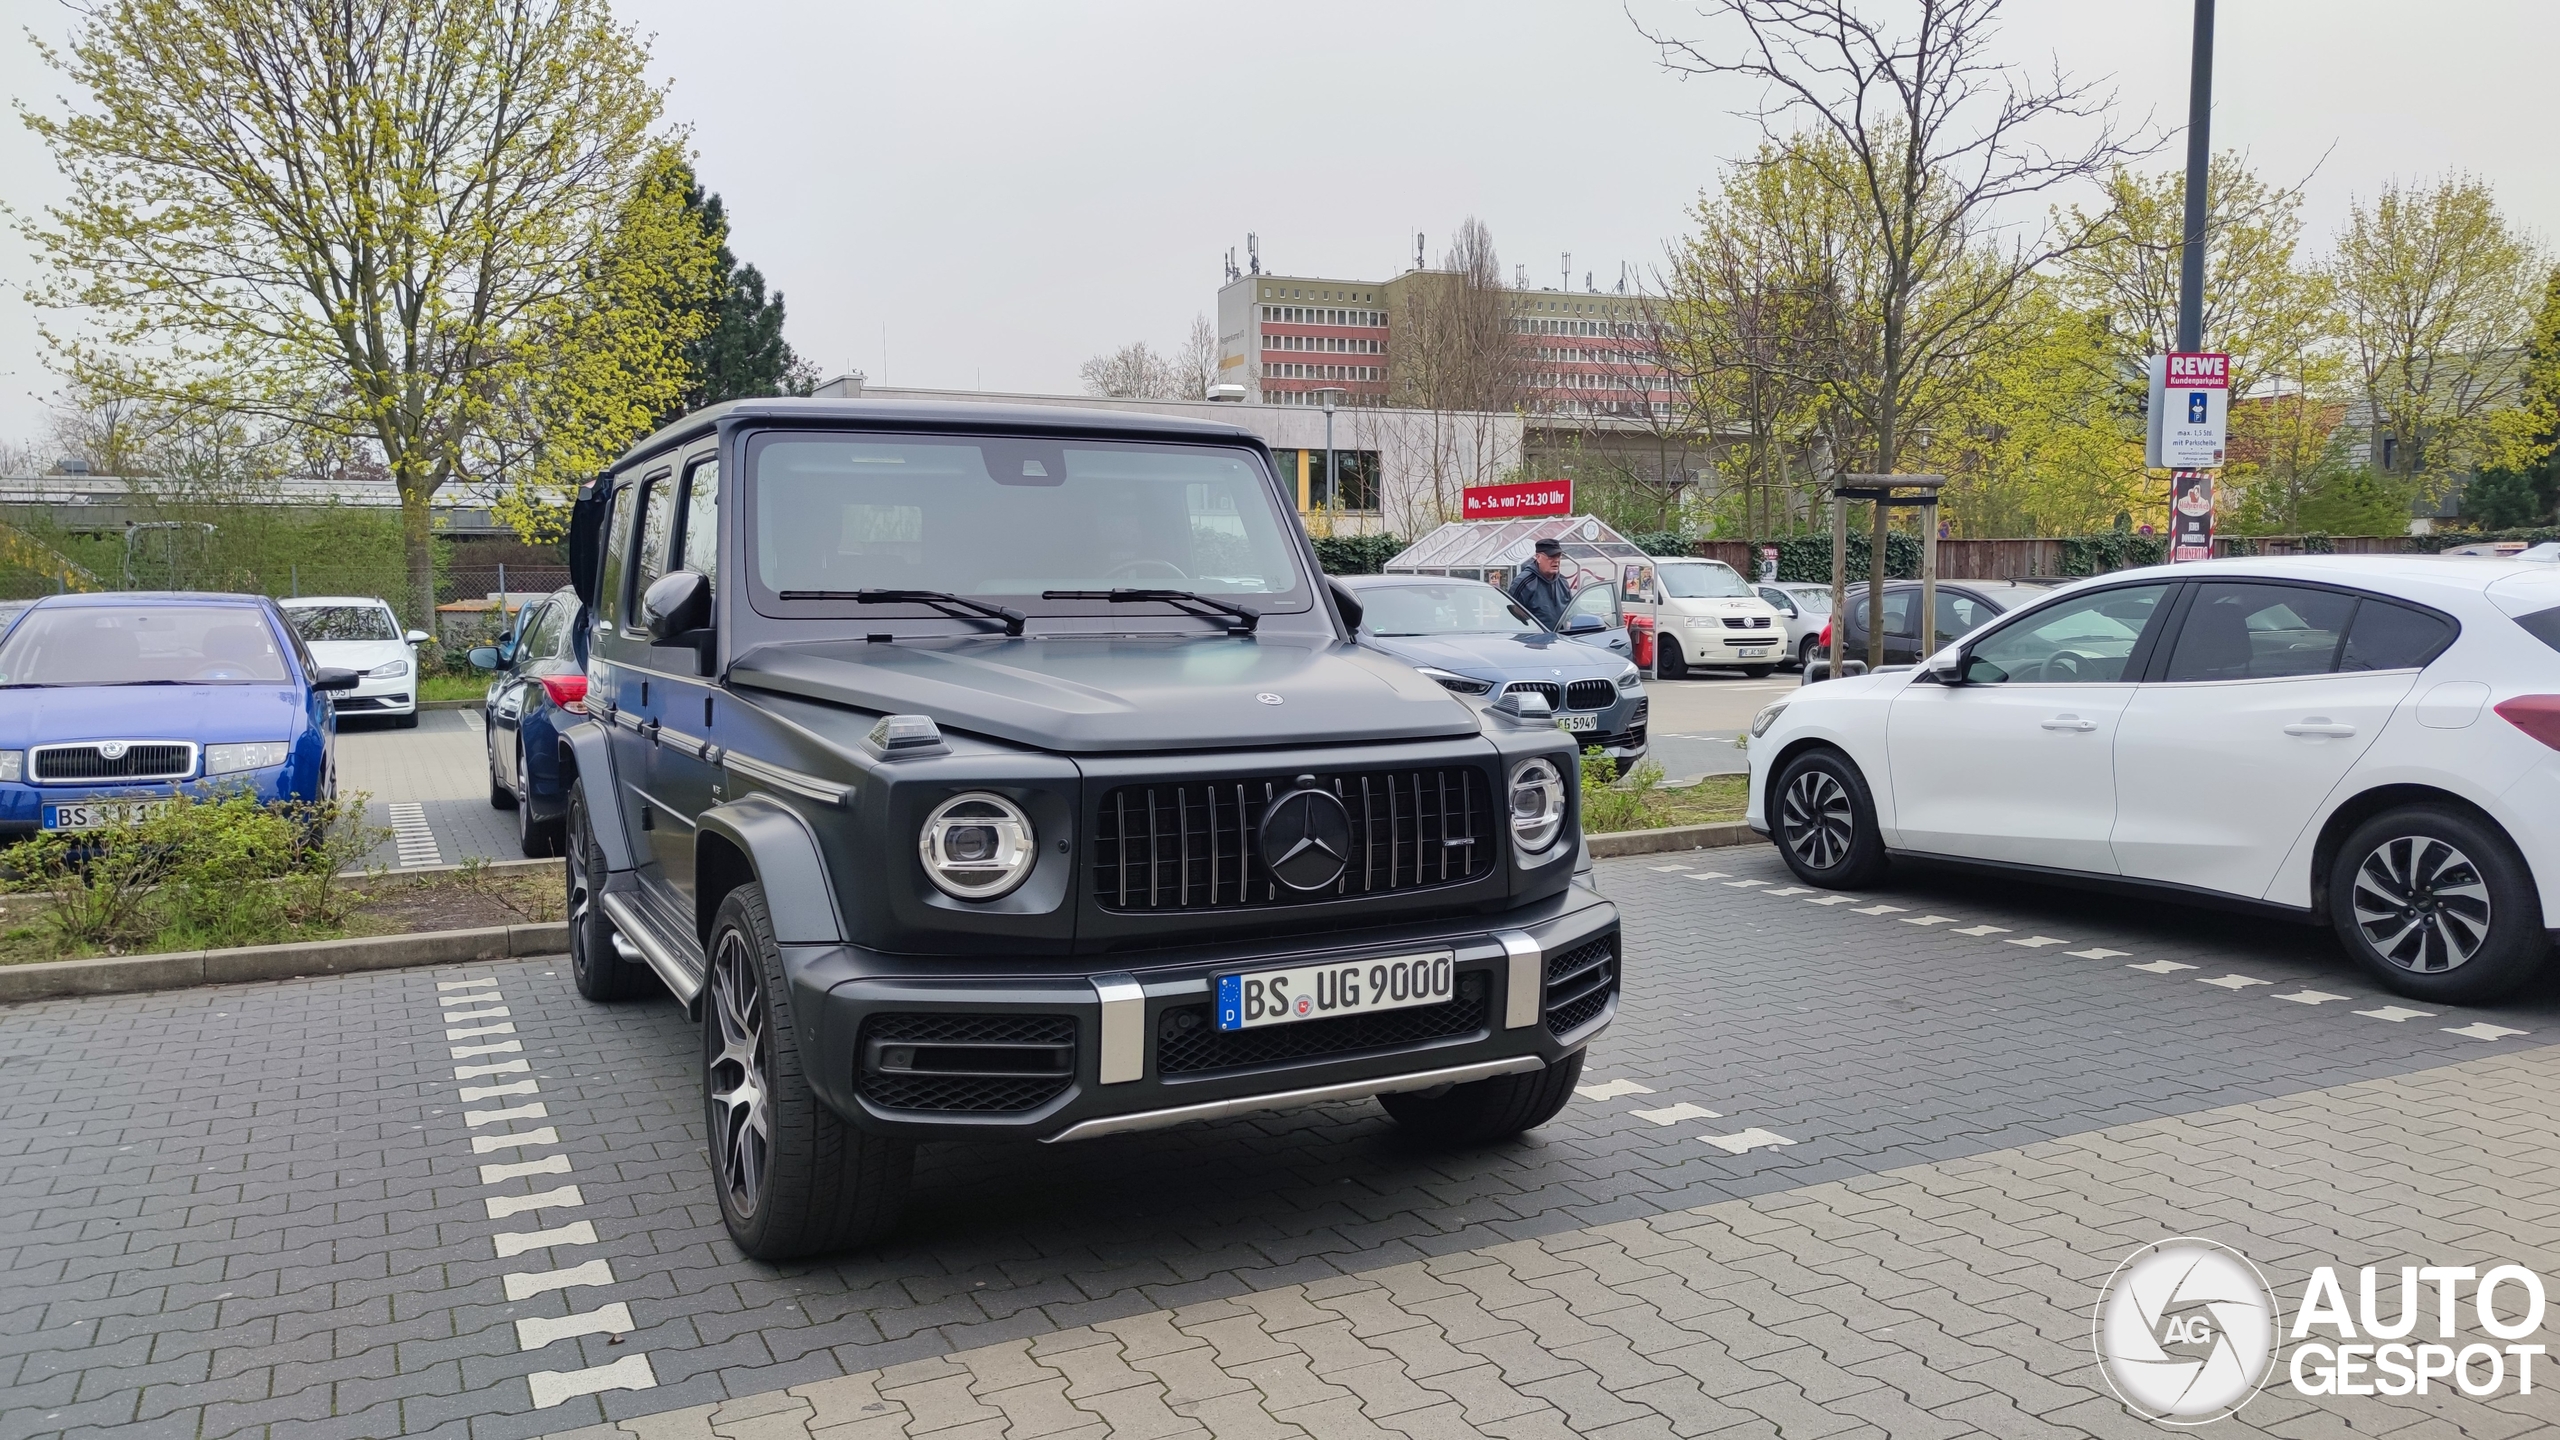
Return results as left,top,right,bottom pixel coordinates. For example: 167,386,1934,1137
1414,231,1424,271
1561,252,1571,292
1246,233,1260,275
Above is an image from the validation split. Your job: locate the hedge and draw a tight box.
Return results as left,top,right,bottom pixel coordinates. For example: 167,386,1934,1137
1311,533,1404,575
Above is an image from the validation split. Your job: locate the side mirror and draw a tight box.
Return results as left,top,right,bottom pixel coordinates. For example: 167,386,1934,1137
312,667,361,692
1563,614,1606,635
1923,648,1968,686
1492,687,1553,720
642,569,711,643
404,629,431,645
495,638,515,664
467,646,500,671
1327,578,1364,636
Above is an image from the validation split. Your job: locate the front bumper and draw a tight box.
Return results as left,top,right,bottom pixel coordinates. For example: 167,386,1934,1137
0,765,302,835
331,677,415,715
1680,625,1783,661
780,883,1621,1141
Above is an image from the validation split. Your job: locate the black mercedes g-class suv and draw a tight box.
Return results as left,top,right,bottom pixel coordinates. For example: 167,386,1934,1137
557,398,1620,1258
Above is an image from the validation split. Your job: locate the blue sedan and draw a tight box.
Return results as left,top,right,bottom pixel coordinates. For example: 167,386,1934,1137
471,586,588,857
1337,574,1648,766
0,593,357,835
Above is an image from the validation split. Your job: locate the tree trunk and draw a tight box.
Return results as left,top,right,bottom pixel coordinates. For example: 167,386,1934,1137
399,485,437,637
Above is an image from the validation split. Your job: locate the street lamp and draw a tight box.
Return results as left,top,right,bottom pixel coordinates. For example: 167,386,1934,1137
1315,387,1348,530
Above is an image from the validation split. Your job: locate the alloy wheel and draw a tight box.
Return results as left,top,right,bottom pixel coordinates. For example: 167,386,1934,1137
1781,769,1855,870
567,805,597,963
708,931,773,1220
2351,835,2492,973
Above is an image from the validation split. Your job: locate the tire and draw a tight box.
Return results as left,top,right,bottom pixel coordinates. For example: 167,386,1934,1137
1381,1050,1584,1146
1656,635,1689,680
395,709,420,729
517,741,564,858
566,787,652,1001
2328,806,2549,1004
706,883,913,1259
1796,635,1820,670
488,733,518,811
1742,665,1776,679
1772,747,1889,889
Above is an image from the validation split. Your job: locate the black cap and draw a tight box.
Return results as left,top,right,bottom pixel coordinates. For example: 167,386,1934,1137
1532,538,1563,556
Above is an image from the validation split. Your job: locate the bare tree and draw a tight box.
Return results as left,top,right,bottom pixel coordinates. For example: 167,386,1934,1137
1173,314,1220,399
1078,341,1178,399
1391,219,1533,416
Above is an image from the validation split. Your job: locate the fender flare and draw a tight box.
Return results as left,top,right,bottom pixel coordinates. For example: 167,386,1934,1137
696,792,845,945
556,718,637,872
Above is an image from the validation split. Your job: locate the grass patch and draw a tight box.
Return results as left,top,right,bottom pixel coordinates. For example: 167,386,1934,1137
418,673,487,701
1579,750,1750,834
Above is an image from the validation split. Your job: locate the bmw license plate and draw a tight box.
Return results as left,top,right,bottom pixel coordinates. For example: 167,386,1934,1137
43,800,173,831
1215,951,1456,1031
1557,713,1598,732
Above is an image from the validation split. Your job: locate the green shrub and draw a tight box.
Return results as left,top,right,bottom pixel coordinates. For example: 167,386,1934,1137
1579,746,1671,834
1311,533,1404,575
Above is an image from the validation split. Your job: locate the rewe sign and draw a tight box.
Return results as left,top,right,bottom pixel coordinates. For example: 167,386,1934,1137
1461,479,1572,519
2147,351,2230,469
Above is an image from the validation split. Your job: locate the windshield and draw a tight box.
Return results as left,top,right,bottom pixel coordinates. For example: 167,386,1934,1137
746,434,1310,617
1360,583,1543,637
0,605,289,685
1658,563,1752,599
285,604,398,642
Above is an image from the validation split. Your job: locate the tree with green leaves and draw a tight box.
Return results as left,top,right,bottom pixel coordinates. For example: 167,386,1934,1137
2473,265,2560,528
671,174,817,419
17,0,665,626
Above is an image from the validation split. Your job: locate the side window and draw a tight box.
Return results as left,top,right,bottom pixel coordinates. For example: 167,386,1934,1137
2163,582,2356,682
635,472,676,601
1880,590,1916,637
2339,598,2455,672
1563,584,1615,626
1963,584,2173,684
1937,591,1991,638
597,483,635,628
678,458,720,584
527,600,570,661
507,600,545,658
1756,586,1794,615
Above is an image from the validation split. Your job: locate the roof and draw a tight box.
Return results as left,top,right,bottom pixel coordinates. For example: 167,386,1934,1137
610,397,1266,473
28,591,268,608
279,595,393,608
1386,515,1644,572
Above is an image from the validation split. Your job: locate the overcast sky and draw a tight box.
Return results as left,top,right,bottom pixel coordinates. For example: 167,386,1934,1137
5,1,2556,451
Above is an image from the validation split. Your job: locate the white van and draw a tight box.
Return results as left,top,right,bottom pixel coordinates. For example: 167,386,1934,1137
1636,557,1788,678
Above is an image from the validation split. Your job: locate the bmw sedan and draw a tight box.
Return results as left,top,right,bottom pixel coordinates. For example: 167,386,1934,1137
1338,573,1647,766
0,592,356,837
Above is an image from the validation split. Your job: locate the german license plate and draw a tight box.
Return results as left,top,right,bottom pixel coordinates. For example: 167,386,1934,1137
43,800,173,831
1737,648,1769,658
1557,713,1598,732
1215,951,1456,1031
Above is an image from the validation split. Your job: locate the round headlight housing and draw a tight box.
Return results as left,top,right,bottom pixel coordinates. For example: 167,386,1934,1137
1508,757,1567,854
918,792,1036,900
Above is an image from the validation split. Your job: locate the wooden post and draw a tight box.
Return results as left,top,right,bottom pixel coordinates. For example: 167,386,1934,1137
1828,484,1847,677
1919,500,1939,659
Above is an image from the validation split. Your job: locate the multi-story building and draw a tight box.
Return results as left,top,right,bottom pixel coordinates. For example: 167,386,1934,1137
1218,263,1679,417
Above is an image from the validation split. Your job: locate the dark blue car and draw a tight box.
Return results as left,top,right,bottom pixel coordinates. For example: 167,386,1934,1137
472,586,588,857
0,592,355,836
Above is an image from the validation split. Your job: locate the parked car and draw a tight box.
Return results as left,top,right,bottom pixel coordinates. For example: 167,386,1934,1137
1630,557,1787,679
1809,579,2057,673
470,585,587,857
1339,573,1647,768
556,397,1617,1258
0,592,355,837
280,595,428,727
1756,583,1834,669
1747,555,2560,1003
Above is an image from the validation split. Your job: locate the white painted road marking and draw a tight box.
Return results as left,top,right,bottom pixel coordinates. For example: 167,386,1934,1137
2198,974,2274,990
466,1101,549,1128
1574,1079,1654,1102
2005,936,2068,949
528,1352,655,1409
503,1257,616,1301
1952,924,2009,936
1700,1128,1796,1155
388,800,442,867
450,1039,524,1059
2355,1005,2437,1022
441,1006,510,1023
437,977,499,992
2273,989,2353,1006
1850,903,1906,916
456,1058,532,1080
446,1021,519,1041
1764,886,1815,897
2445,1022,2530,1041
1902,915,1957,927
517,1302,635,1352
1683,872,1733,881
1631,1102,1724,1126
1724,878,1770,888
459,1078,542,1103
2065,947,2130,960
1648,864,1691,873
481,1153,573,1184
487,1184,582,1220
1804,895,1858,906
2128,960,2198,975
471,1126,562,1154
494,1220,599,1259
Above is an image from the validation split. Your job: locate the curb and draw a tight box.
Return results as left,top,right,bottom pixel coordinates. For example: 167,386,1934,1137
420,698,481,711
1586,821,1767,858
0,921,570,1004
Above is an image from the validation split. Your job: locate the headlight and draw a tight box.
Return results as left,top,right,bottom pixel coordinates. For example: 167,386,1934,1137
1508,757,1566,853
367,658,411,679
1615,667,1642,692
205,742,290,775
0,750,20,782
1415,666,1494,696
918,792,1036,900
1749,702,1788,738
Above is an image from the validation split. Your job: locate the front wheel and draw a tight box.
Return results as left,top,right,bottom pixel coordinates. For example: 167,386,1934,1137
1741,665,1776,679
2329,806,2548,1004
1772,748,1889,888
394,709,420,729
1656,635,1689,681
1381,1051,1583,1145
1796,635,1821,670
706,883,913,1259
566,787,652,1001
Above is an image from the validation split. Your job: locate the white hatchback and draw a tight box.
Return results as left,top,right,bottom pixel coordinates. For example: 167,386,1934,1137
280,596,429,726
1745,556,2560,1002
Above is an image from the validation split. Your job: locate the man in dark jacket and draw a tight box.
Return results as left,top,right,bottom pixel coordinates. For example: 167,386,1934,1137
1508,538,1573,630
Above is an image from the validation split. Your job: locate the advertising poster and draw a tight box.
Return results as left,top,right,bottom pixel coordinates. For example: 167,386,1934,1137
1460,479,1572,519
2170,469,2215,563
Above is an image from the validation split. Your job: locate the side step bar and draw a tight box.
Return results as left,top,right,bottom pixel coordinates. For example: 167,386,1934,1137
599,890,705,1007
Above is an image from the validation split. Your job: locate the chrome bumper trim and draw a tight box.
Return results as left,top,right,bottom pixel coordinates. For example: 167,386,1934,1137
1496,929,1542,1029
1040,1055,1547,1143
1092,972,1146,1084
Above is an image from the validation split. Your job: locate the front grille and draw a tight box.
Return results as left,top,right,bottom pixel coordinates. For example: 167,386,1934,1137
1544,938,1616,1037
32,742,193,783
1722,616,1773,630
856,1012,1075,1113
1157,973,1489,1075
1503,681,1561,708
1565,679,1617,711
1094,766,1494,912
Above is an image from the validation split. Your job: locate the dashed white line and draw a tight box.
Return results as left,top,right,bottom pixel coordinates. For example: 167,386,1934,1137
1700,1128,1796,1154
471,1126,560,1154
518,1303,634,1352
2355,1005,2436,1022
2065,947,2130,960
2273,989,2352,1006
1764,886,1815,897
2197,974,2274,990
466,1101,549,1128
2005,935,2069,949
1575,1079,1654,1101
2129,960,2198,974
442,1005,511,1023
1803,895,1859,907
438,977,499,993
1631,1102,1724,1126
504,1257,616,1301
456,1058,532,1080
482,1153,573,1184
446,1021,518,1041
1951,924,2009,936
1724,878,1771,888
1850,903,1907,916
1902,915,1958,927
2444,1022,2529,1041
494,1220,599,1259
1682,871,1733,881
451,1039,524,1059
388,801,442,867
529,1353,657,1410
487,1184,582,1219
460,1078,542,1103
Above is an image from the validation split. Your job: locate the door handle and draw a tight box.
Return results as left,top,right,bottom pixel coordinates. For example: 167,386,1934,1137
2041,715,2098,732
2284,720,2357,738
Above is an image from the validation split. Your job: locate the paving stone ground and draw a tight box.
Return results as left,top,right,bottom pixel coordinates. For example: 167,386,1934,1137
7,845,2560,1440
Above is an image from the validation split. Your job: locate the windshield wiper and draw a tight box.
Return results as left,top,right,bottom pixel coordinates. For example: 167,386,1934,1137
780,589,1026,637
1043,589,1260,634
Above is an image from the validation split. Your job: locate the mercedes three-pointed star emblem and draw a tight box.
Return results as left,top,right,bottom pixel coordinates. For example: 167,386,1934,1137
1258,783,1354,892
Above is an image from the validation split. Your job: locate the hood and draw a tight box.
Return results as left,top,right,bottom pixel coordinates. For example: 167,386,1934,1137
1364,631,1631,683
0,684,307,748
305,638,410,669
727,635,1477,753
